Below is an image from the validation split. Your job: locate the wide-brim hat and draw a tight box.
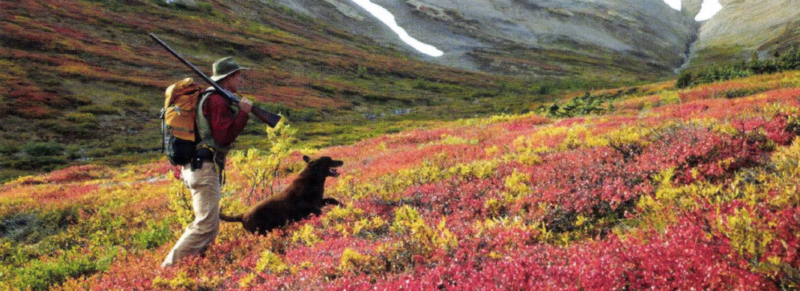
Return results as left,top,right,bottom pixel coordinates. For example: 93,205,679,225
210,57,248,82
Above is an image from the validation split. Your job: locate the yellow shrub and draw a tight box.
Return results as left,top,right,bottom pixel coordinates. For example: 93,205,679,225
152,271,196,289
588,126,652,149
239,273,257,288
561,125,590,150
448,160,498,179
659,91,682,105
340,159,453,202
720,209,774,263
503,170,531,202
485,145,499,156
516,149,543,166
484,198,504,218
291,224,321,246
256,250,288,274
323,205,364,224
391,206,437,254
636,168,680,231
229,120,298,201
440,134,478,145
167,179,194,227
339,248,383,274
513,126,567,151
353,217,388,238
435,218,458,251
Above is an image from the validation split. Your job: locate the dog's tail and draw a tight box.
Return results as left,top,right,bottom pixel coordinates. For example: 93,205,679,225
219,212,243,223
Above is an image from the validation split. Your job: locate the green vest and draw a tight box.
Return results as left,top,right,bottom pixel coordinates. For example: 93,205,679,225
196,89,236,170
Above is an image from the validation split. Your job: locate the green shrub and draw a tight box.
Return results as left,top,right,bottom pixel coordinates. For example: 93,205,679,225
14,254,100,291
77,104,118,115
65,112,97,124
0,144,19,155
24,156,69,171
23,142,64,156
36,120,62,130
52,123,91,137
540,92,610,118
678,46,800,88
536,82,556,95
65,145,84,160
258,103,321,122
0,208,78,244
133,220,172,249
676,70,693,88
196,2,213,13
725,88,761,99
112,97,143,108
355,65,369,79
63,94,92,106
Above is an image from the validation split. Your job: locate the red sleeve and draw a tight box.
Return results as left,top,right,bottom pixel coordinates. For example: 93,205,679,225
202,93,249,147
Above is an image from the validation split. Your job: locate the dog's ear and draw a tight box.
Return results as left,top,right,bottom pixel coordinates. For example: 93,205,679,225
303,155,311,163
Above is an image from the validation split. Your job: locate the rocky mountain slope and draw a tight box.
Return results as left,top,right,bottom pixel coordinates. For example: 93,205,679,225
279,0,699,80
278,0,800,76
686,0,800,68
1,0,551,180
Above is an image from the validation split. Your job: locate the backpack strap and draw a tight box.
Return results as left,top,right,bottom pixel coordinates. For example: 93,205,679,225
195,88,233,182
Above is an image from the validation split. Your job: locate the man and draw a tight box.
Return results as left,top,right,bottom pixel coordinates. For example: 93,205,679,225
162,57,253,267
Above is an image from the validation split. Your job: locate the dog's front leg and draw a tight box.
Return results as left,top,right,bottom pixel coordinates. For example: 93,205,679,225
297,202,323,217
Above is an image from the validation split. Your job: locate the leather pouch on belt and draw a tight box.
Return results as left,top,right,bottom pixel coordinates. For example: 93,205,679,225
191,148,215,171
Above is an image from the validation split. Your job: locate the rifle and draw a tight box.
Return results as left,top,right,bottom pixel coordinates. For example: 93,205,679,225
149,33,282,128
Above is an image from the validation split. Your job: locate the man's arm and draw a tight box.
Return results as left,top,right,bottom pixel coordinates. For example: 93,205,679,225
204,94,250,147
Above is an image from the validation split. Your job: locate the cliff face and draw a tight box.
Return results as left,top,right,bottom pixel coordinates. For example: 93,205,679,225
681,0,703,19
686,0,800,68
276,0,699,81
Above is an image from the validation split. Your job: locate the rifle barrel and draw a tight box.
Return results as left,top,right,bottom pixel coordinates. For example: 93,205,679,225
148,33,239,103
149,33,282,127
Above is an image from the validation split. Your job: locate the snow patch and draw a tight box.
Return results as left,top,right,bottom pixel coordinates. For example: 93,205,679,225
696,0,722,21
348,0,444,57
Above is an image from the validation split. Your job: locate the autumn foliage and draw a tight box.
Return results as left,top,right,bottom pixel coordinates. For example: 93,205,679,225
3,72,800,290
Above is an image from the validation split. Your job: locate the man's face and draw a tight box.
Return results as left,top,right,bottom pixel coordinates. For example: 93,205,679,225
226,72,243,93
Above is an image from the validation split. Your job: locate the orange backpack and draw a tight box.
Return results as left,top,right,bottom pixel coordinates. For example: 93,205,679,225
161,78,202,166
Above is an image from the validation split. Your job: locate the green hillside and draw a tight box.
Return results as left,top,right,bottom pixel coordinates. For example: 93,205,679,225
2,0,644,181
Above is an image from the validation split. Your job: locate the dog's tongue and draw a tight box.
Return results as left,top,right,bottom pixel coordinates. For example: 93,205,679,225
329,168,340,177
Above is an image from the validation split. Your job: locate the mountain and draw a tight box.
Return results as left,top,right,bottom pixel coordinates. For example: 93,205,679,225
685,0,800,69
0,0,551,180
278,0,699,80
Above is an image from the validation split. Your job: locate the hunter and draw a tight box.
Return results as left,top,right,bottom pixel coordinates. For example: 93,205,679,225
162,57,253,267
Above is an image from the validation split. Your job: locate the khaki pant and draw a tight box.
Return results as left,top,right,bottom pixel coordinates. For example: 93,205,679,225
161,161,220,267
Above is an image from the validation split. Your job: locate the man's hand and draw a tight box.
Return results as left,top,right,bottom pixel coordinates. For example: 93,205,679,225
238,98,253,114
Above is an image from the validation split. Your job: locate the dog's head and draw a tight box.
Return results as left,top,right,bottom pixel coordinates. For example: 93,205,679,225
303,155,344,177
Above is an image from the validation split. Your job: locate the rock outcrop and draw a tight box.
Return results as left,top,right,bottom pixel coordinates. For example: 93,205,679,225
276,0,699,81
273,0,800,78
681,0,703,19
165,0,197,7
686,0,800,68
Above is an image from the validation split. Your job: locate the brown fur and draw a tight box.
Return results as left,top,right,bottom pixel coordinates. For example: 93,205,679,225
219,156,343,235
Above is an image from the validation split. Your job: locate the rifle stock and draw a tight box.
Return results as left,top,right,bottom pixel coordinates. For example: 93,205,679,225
149,33,282,128
251,106,282,128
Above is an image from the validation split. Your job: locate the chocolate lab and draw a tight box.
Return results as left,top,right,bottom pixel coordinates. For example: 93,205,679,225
220,155,343,234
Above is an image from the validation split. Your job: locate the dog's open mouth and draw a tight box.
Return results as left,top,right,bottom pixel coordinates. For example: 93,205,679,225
329,168,340,177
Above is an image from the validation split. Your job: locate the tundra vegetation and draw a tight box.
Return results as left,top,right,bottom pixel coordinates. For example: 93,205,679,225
0,0,632,182
2,70,800,290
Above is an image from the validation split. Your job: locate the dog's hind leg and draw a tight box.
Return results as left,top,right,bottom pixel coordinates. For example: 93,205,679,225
321,198,340,206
